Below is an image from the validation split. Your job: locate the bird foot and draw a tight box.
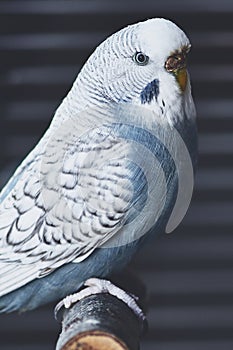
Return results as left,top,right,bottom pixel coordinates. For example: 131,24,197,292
55,277,146,323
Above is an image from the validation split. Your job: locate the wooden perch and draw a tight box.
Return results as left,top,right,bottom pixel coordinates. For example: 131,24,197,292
55,273,147,350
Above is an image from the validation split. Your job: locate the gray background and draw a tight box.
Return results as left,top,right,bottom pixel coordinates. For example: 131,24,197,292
0,1,232,349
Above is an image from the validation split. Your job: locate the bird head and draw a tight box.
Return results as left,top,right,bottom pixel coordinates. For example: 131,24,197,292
66,18,195,125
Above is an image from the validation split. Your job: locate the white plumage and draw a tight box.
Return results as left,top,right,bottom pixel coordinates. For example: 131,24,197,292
0,18,196,306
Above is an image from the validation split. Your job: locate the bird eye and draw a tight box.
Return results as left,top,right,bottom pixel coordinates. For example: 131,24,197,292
133,52,149,66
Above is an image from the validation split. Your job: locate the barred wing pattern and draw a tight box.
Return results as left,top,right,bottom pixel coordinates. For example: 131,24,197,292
0,121,145,297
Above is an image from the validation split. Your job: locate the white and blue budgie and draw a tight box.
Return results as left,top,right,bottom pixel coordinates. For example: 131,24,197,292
0,18,197,313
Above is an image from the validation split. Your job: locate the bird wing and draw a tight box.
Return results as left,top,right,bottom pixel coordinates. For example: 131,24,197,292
0,113,149,297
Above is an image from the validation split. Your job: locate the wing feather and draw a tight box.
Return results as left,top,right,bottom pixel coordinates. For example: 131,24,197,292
0,121,142,296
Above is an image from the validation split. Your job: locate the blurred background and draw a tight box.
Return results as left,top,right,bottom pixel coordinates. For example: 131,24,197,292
0,0,232,349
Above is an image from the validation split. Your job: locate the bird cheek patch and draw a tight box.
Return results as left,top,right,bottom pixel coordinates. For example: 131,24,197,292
140,79,160,104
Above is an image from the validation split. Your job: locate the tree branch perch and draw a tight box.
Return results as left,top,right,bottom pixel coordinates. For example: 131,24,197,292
55,274,147,350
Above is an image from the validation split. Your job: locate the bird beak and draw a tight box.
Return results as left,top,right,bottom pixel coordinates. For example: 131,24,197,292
165,51,188,93
175,68,188,93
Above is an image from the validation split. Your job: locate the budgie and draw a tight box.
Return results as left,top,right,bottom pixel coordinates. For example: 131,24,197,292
0,18,197,314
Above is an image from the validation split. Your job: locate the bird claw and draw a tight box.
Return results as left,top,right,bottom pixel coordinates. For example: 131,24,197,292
54,277,147,329
55,295,73,313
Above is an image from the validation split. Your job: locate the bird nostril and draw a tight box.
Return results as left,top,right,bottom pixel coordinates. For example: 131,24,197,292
165,53,186,72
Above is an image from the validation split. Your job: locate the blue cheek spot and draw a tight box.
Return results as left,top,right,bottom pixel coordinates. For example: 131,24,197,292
140,79,159,104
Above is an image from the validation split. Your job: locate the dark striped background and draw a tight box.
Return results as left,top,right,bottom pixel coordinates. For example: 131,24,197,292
0,1,232,349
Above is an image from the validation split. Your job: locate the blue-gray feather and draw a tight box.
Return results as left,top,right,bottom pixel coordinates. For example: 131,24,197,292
140,79,160,104
0,18,198,313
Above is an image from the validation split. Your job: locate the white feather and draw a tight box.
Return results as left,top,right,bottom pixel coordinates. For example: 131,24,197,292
0,18,195,300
